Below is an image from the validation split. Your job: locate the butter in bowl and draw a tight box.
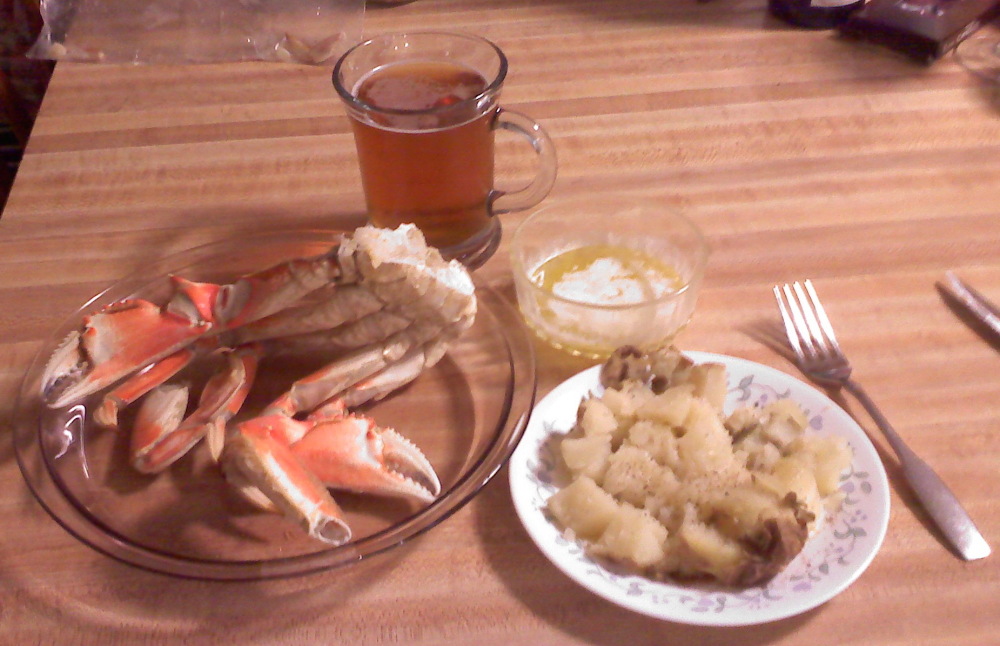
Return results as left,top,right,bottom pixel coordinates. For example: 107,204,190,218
509,197,710,359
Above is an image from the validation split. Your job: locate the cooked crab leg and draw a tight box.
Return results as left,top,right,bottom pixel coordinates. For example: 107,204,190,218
291,413,441,503
221,342,443,542
222,417,352,546
334,349,430,409
41,244,349,412
131,346,260,473
93,346,199,430
212,248,348,330
42,299,214,408
231,284,385,344
130,384,190,472
203,346,261,462
223,406,440,545
263,335,431,418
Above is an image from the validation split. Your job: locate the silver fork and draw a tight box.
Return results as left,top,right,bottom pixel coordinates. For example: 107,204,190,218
774,279,991,561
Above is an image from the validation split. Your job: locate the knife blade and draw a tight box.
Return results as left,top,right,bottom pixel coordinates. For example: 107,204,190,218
940,271,1000,341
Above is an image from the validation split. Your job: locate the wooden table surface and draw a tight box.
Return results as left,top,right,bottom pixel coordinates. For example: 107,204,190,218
2,1,998,644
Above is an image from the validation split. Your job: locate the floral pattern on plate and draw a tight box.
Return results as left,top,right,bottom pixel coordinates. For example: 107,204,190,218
509,352,890,626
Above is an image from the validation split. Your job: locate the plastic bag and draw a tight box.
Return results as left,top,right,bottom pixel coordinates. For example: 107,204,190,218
27,0,366,65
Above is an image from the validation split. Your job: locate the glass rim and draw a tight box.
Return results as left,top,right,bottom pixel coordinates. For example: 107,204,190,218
509,199,710,310
332,31,509,118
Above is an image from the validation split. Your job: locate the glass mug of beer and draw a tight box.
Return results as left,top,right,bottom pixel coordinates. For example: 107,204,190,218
333,32,557,268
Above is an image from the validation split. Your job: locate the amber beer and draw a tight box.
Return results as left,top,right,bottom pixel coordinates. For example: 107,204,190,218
334,32,556,268
349,61,495,250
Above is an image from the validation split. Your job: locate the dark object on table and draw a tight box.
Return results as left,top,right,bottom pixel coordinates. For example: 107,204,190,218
840,0,1000,63
769,0,865,29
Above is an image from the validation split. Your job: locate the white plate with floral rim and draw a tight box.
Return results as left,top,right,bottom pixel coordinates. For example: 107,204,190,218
508,351,890,626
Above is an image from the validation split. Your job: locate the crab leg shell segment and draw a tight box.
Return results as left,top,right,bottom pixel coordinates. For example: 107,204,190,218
202,345,261,462
333,348,428,410
264,344,387,418
256,310,411,359
291,414,441,503
130,384,192,473
263,333,424,418
131,346,261,473
42,299,214,409
215,246,346,330
93,346,198,430
223,417,351,546
167,276,223,325
231,284,385,345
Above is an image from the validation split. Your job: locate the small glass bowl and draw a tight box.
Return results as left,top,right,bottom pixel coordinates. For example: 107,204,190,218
13,230,536,581
509,197,709,359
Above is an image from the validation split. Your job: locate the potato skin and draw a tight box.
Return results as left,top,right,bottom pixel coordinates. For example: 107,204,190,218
599,345,650,389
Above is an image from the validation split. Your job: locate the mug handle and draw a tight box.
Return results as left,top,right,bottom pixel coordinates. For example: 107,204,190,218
489,109,557,216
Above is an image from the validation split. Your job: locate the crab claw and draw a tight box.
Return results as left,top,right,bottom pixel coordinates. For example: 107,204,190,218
291,414,441,503
222,416,352,546
42,299,213,409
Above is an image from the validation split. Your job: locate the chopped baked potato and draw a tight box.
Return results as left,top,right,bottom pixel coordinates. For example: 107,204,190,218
547,476,619,540
545,345,852,587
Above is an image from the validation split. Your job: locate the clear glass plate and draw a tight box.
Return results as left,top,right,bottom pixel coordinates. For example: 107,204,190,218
13,230,536,581
509,352,890,626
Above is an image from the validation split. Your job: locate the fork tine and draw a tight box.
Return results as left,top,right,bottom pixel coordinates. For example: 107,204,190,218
773,284,806,362
803,280,844,356
792,281,831,359
782,282,821,360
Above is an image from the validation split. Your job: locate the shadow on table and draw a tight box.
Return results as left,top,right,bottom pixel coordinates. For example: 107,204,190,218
0,474,424,642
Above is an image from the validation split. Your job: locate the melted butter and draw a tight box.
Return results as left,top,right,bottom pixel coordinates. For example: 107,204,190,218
530,244,683,305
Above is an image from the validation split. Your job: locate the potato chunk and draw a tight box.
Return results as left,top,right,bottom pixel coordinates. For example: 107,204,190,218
765,456,824,528
635,387,694,428
600,382,653,422
547,476,619,541
625,420,680,469
678,521,744,582
560,434,612,481
688,362,727,410
677,399,739,477
597,504,668,568
577,397,619,437
765,398,809,431
789,434,852,496
600,445,662,508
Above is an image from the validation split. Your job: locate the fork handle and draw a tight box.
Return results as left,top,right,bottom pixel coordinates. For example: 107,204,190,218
844,379,991,561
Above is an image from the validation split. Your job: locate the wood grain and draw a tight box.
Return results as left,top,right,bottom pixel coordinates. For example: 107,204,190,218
1,1,998,644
